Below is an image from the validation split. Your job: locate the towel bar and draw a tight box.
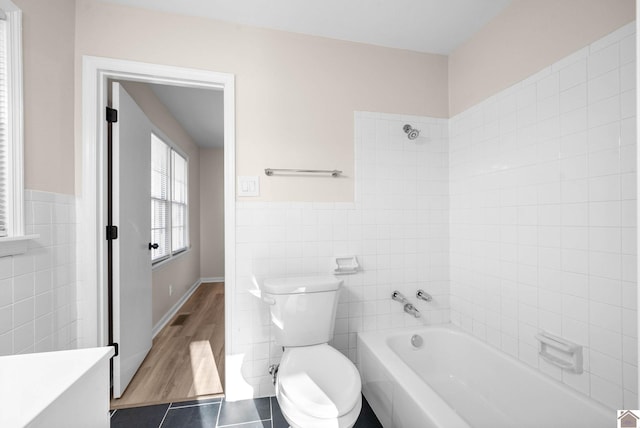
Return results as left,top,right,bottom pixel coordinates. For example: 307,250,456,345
264,168,342,177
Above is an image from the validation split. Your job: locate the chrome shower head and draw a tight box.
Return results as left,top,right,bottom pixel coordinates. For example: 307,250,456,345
403,124,420,140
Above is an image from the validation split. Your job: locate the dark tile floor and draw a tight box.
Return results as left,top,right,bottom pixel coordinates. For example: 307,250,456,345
111,395,382,428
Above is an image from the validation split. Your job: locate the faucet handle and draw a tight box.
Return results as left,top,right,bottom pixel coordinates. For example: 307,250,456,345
416,289,432,302
392,290,408,303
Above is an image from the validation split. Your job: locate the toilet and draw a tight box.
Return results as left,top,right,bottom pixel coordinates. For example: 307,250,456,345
260,275,362,428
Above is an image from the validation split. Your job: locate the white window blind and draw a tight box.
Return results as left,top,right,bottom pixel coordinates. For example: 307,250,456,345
151,134,169,261
0,18,8,238
150,133,188,264
171,150,187,253
0,2,24,244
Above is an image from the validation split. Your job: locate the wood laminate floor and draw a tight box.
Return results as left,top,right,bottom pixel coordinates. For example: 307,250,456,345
111,282,225,409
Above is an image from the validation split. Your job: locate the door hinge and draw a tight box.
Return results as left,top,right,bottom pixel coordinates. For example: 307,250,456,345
110,342,119,357
106,107,118,123
106,225,118,240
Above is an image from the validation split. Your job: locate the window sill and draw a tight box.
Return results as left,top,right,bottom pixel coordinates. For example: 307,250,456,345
152,246,191,271
0,234,40,258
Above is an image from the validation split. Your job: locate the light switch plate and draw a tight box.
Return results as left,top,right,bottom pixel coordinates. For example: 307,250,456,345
238,176,260,197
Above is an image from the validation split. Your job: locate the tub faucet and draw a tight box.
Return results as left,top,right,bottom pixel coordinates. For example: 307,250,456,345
416,289,433,302
404,303,421,318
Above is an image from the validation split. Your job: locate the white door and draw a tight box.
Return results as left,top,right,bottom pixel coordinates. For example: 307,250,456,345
111,82,153,398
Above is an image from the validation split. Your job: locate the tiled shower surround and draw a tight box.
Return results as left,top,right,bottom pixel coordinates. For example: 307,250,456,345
0,190,77,355
449,23,636,409
233,23,636,409
233,113,450,396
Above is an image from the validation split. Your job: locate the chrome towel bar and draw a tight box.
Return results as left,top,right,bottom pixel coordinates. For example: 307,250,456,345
264,168,342,177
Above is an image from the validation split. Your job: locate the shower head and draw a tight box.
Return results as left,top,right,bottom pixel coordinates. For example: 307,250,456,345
403,124,420,140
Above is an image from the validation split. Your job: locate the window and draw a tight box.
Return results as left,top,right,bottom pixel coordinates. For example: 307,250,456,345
151,133,188,263
0,1,24,244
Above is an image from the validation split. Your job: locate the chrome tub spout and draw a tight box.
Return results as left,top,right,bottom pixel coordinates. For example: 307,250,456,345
404,303,421,318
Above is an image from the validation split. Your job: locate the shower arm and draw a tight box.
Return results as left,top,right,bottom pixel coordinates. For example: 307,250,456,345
402,124,420,140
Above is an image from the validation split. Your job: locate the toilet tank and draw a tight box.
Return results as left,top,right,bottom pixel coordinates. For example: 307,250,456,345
262,276,343,347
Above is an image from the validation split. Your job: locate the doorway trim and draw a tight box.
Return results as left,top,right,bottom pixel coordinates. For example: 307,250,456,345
79,56,235,391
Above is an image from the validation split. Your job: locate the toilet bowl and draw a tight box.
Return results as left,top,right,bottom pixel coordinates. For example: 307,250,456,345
276,344,362,428
257,275,363,428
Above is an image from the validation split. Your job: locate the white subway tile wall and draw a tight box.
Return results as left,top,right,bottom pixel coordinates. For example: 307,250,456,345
0,191,77,355
233,112,450,396
449,22,636,409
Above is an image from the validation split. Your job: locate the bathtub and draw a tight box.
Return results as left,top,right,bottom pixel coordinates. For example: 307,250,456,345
357,325,612,428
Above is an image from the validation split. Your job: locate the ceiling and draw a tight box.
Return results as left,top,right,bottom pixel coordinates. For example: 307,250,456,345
150,84,224,149
99,0,513,55
127,0,515,148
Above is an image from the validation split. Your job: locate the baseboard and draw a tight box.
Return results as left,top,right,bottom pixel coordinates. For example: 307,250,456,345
201,276,224,283
152,278,203,338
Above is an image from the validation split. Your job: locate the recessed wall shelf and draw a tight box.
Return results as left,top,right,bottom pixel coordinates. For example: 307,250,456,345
535,331,583,374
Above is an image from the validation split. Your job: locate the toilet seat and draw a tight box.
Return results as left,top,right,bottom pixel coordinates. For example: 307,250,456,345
277,385,362,428
277,344,362,420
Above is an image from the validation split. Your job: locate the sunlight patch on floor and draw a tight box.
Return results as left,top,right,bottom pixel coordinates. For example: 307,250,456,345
189,340,222,395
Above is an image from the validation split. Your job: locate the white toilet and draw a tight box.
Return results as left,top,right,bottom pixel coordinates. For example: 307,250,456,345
261,275,362,428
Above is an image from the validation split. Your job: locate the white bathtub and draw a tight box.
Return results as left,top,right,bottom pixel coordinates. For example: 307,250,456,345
357,325,612,428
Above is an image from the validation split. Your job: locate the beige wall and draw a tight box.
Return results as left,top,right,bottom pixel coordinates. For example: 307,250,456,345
449,0,636,116
199,148,225,279
15,0,636,196
15,0,76,194
118,81,202,326
74,0,448,202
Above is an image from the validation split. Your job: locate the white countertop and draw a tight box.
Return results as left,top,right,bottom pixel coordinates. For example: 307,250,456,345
0,347,114,428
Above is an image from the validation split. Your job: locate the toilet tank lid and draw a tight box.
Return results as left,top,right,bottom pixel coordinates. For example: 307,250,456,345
262,275,343,295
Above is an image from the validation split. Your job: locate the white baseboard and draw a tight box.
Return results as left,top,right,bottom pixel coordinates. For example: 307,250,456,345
152,278,202,338
201,276,224,283
152,276,226,338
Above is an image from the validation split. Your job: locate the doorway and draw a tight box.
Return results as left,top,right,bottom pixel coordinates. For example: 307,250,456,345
78,57,236,404
109,79,226,406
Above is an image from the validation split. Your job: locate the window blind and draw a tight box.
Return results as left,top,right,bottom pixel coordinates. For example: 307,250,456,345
151,133,189,263
171,150,187,253
151,134,169,261
0,19,8,238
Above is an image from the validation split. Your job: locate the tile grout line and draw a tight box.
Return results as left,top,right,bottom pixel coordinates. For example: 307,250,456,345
217,419,272,428
156,403,172,428
269,396,274,428
170,400,222,410
214,399,222,427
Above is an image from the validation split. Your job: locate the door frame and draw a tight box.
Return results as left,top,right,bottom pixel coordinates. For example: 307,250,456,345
79,56,235,390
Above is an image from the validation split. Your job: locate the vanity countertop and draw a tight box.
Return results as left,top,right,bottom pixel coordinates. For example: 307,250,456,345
0,347,114,428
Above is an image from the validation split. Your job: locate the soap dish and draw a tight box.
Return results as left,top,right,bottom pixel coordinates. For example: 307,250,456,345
334,256,360,275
